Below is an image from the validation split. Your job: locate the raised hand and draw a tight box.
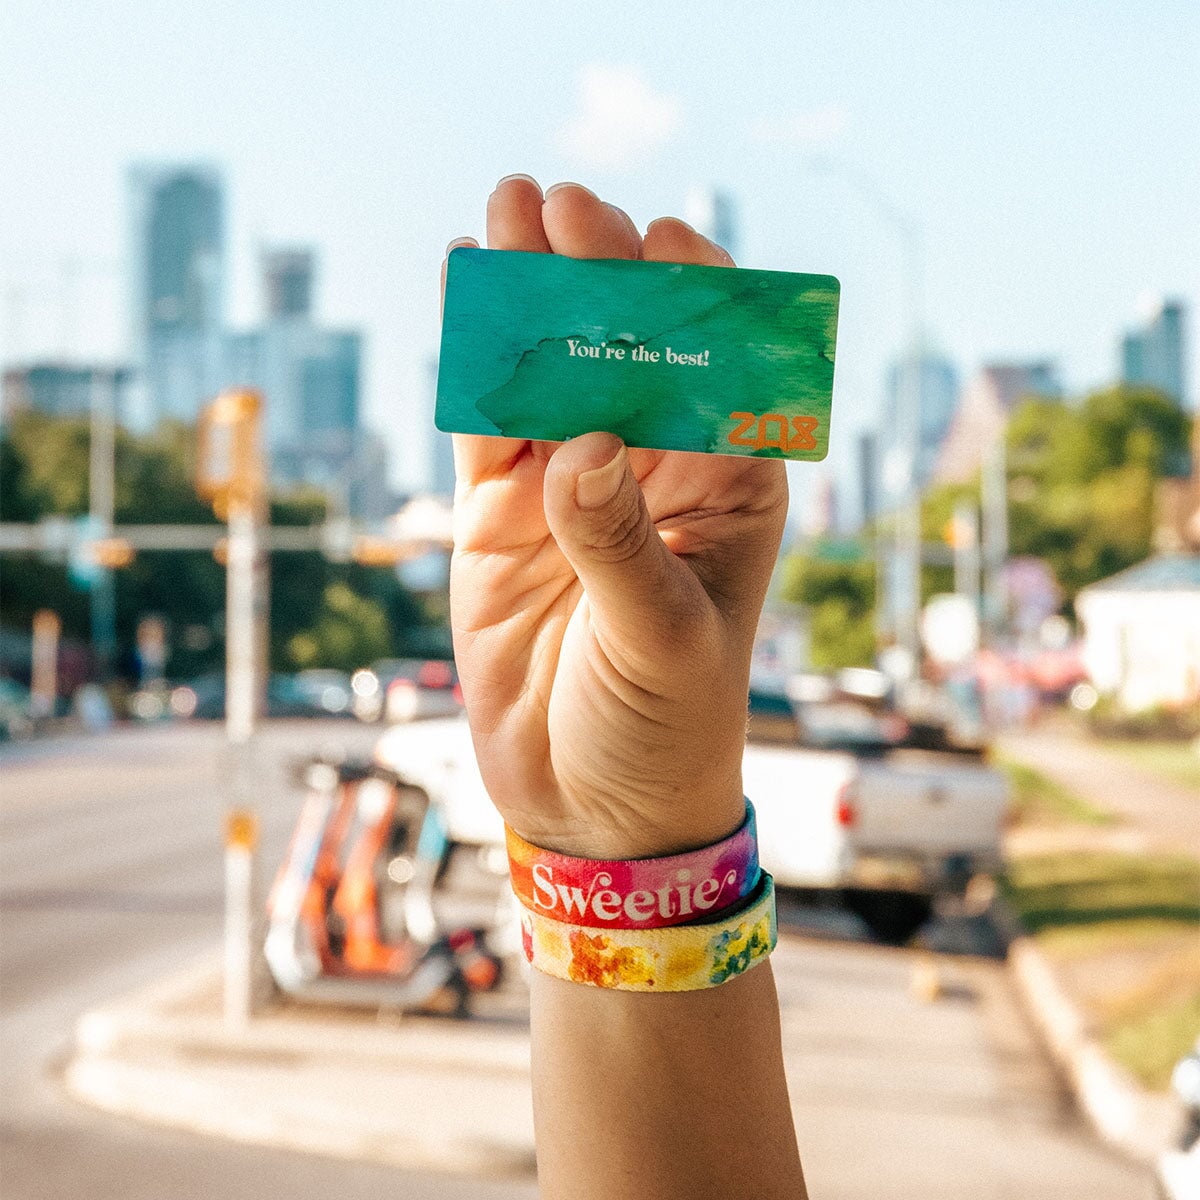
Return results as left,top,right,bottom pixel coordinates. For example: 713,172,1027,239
445,176,788,861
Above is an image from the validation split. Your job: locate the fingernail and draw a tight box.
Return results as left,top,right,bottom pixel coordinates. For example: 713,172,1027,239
445,237,476,255
647,215,695,234
495,173,540,191
546,181,597,200
576,446,627,509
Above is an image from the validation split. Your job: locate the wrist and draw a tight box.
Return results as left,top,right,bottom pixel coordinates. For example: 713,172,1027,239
509,781,746,862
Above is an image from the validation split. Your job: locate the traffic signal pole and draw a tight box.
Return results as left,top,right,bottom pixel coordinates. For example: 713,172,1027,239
197,390,269,1026
89,372,117,678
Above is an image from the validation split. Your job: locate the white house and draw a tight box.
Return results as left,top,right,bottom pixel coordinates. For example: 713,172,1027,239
1076,554,1200,712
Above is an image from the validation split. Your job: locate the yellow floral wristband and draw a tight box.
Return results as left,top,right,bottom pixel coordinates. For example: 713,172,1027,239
519,872,777,992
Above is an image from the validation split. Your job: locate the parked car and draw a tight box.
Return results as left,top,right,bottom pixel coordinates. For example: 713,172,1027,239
0,677,34,741
170,673,354,720
292,669,355,717
351,658,462,724
374,682,1009,946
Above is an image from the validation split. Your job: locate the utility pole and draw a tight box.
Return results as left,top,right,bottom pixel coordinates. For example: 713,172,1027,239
89,371,117,678
805,158,925,673
197,389,269,1026
981,439,1009,646
951,500,982,613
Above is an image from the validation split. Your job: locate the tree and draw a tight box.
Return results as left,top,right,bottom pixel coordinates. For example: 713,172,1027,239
778,549,877,670
0,411,441,682
287,583,392,672
923,383,1189,608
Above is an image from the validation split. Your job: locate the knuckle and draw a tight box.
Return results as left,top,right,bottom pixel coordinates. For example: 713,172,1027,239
585,492,650,564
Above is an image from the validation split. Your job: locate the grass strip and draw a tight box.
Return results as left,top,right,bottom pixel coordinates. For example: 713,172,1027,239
998,757,1114,827
1003,851,1200,1090
1100,739,1200,793
1002,851,1200,935
1105,989,1200,1091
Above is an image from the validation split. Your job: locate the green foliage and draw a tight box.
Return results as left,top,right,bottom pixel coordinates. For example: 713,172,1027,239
1001,852,1200,935
778,549,877,669
997,757,1114,826
0,411,437,681
922,384,1190,607
287,583,392,672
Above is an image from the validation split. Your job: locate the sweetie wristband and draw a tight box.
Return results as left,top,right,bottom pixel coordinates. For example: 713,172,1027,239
507,802,776,992
518,871,777,992
505,800,760,930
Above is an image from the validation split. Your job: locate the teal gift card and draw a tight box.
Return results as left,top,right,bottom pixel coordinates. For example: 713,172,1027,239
436,248,839,460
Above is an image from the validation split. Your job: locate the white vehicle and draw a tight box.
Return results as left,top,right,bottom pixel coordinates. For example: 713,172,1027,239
375,691,1008,945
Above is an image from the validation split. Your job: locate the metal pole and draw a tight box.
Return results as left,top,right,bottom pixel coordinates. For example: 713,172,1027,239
89,372,117,678
952,500,981,608
982,439,1009,645
807,159,925,670
223,494,268,1026
30,609,61,720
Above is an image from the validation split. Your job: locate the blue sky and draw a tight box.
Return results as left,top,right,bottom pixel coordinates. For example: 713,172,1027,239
2,1,1197,510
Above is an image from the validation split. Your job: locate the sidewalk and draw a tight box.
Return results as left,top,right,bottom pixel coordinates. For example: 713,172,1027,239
67,953,538,1179
65,928,1152,1195
998,722,1199,857
997,719,1197,1164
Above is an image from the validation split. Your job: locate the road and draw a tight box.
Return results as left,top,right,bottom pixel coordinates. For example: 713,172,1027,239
1,722,1151,1198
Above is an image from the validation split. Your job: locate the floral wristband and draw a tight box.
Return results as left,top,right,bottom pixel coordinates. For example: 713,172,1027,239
519,872,777,992
505,801,760,930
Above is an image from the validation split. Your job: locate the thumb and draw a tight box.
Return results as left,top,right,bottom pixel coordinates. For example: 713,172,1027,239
543,433,705,651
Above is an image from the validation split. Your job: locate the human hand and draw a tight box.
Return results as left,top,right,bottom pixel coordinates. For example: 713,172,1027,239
445,176,788,861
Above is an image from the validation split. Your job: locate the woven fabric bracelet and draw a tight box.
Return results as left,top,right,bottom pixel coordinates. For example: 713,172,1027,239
519,872,777,992
505,801,760,930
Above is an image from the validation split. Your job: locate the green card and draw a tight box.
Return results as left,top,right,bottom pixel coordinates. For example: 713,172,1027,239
436,247,839,460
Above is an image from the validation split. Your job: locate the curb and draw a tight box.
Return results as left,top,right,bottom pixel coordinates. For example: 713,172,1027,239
65,951,537,1178
1001,910,1180,1164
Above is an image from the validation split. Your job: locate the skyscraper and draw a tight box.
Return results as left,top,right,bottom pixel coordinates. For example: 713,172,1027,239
262,247,315,320
684,187,739,261
933,361,1060,484
881,348,959,497
1121,298,1188,407
428,356,457,498
128,164,226,425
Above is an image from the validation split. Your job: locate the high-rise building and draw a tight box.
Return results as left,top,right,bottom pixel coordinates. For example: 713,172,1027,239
933,362,1060,484
428,357,456,497
857,430,878,528
1121,298,1188,407
262,247,315,320
1,363,130,423
128,164,226,426
684,187,739,261
222,252,377,513
883,349,959,496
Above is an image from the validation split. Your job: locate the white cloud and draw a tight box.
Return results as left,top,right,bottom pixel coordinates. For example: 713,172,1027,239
555,65,684,172
749,106,849,147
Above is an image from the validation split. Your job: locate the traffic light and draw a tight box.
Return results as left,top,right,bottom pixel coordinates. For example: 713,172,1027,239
351,536,410,567
91,537,135,568
196,390,265,516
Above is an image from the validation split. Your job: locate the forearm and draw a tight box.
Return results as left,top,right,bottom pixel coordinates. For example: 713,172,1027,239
530,959,807,1200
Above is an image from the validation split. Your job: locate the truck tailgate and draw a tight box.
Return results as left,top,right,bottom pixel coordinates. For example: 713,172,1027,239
850,752,1007,861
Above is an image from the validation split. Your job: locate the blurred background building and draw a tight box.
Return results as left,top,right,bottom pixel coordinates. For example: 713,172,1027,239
128,163,227,428
121,164,386,516
881,347,959,498
1121,297,1188,409
934,361,1061,483
1,362,129,422
684,186,739,262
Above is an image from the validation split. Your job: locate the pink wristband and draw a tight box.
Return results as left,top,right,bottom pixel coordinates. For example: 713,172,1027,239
505,801,759,930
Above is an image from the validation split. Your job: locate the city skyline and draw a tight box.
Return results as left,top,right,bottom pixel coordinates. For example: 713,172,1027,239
1,1,1197,498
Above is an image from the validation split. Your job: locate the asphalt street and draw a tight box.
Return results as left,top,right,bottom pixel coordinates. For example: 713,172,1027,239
1,721,1152,1198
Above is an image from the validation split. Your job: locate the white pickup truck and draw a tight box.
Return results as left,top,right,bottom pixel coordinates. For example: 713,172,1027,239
375,692,1008,944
